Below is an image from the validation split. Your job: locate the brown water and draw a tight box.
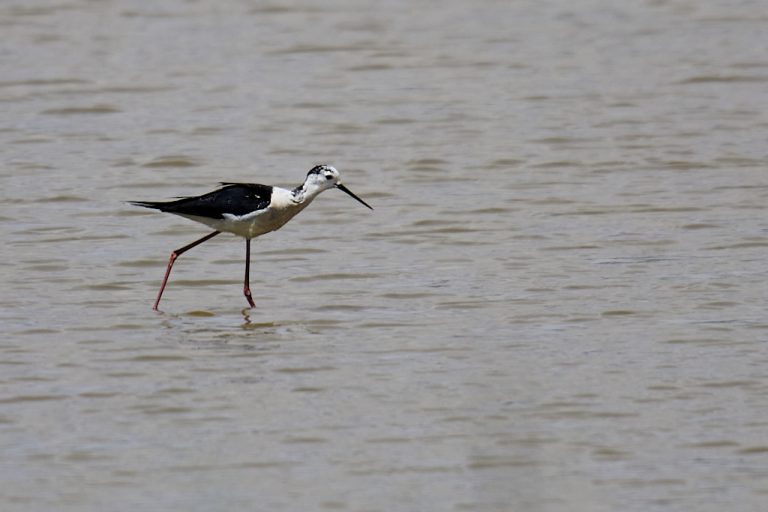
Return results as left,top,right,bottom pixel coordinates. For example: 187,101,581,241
2,1,768,511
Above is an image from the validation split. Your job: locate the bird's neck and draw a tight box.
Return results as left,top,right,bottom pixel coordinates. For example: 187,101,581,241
291,182,322,205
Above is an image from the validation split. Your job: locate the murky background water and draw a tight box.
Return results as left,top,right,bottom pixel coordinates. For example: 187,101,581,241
2,1,768,510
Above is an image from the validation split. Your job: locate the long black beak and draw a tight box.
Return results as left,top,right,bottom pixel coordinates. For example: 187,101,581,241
337,183,373,210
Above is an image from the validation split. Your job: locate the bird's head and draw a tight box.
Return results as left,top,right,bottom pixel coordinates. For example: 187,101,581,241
303,165,373,210
304,164,342,191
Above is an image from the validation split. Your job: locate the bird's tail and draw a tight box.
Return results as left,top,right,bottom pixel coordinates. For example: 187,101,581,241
128,200,166,211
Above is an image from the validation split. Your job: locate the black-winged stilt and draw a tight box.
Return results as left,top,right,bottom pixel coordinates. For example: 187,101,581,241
131,165,373,310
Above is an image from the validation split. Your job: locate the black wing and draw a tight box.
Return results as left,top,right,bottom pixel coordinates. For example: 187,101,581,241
130,183,273,219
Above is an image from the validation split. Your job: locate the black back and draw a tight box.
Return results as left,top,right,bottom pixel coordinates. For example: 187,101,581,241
131,183,273,219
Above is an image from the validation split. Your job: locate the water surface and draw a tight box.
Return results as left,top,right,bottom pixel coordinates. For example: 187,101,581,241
2,1,768,511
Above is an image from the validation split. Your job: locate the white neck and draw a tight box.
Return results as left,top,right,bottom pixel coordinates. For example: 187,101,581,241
292,181,326,205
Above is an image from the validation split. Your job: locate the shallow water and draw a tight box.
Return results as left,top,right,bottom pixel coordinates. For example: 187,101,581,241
2,1,768,511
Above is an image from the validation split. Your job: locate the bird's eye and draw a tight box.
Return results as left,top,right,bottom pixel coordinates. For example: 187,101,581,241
325,175,333,180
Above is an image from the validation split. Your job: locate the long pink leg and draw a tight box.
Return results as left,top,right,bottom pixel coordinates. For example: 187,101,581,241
243,238,255,308
152,231,221,310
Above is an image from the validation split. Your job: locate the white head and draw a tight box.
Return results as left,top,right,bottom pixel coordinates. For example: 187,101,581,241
300,164,373,210
303,164,342,192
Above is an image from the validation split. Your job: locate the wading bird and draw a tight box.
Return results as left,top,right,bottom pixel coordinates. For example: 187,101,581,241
131,165,373,310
